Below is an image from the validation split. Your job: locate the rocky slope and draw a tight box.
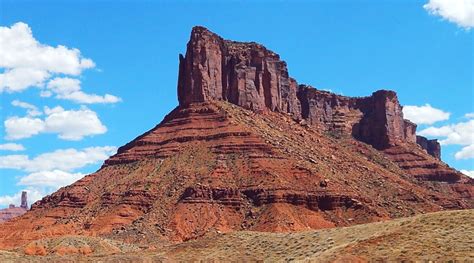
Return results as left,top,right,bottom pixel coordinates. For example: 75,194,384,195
0,26,472,250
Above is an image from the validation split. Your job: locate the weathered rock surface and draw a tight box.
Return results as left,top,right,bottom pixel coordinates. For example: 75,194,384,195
0,26,472,250
416,135,441,160
178,26,301,116
178,27,423,152
297,87,413,149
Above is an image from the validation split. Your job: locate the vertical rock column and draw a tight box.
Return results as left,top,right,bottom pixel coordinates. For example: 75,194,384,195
20,191,27,209
178,26,225,105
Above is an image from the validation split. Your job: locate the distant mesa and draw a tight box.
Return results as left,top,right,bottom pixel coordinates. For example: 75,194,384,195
0,191,28,223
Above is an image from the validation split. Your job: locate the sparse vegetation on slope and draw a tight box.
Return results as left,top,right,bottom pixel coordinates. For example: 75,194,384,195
166,209,474,262
1,210,472,262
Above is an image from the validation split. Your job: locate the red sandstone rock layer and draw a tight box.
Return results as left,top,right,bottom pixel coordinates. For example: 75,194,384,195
0,26,472,250
178,27,421,152
416,135,441,160
178,26,301,117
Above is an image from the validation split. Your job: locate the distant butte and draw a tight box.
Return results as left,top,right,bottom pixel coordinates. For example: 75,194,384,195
0,191,28,223
0,26,472,251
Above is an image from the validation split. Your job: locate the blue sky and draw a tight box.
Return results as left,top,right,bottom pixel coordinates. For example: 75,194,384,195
0,0,473,208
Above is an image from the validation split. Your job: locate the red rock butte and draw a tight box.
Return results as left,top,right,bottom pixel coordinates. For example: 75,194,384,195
0,26,472,250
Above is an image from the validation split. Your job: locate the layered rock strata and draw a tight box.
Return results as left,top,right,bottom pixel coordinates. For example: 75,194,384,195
178,27,421,151
176,26,460,182
0,26,471,250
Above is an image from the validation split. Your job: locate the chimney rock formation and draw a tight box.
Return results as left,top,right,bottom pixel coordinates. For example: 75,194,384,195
20,191,28,209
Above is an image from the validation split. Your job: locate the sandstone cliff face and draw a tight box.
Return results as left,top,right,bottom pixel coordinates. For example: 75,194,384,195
176,26,463,185
178,27,418,151
178,26,301,117
416,136,441,160
296,87,415,149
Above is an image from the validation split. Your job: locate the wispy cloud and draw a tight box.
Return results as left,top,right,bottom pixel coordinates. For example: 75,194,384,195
455,144,474,160
461,170,474,178
0,146,116,172
46,77,121,104
0,143,25,151
0,146,116,207
11,100,41,117
419,119,474,146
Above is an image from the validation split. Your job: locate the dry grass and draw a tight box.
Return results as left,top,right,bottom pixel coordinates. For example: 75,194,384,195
166,209,474,262
1,209,471,262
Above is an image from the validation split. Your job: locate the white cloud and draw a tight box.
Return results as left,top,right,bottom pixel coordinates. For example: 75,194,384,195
465,112,474,118
424,0,474,29
0,22,94,93
419,119,474,160
47,77,121,104
43,106,108,140
455,144,474,160
419,120,474,146
40,90,52,97
11,100,41,116
461,170,474,178
0,143,25,151
4,116,45,140
0,146,117,172
18,170,84,188
0,22,94,74
403,104,450,125
5,106,107,140
0,68,50,93
0,22,119,104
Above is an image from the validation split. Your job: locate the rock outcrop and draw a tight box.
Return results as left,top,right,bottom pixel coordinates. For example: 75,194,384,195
416,136,441,160
178,27,421,151
0,191,28,223
0,26,472,250
178,26,301,117
296,87,415,149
